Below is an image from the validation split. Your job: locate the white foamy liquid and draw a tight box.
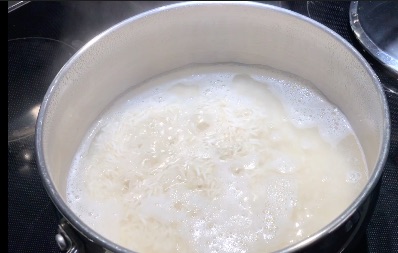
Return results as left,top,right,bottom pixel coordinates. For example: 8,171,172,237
67,64,367,253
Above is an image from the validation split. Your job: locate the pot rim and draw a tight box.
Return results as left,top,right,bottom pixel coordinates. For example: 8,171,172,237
35,1,391,253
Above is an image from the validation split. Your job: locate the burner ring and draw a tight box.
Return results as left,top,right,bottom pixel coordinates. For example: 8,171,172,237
8,37,76,142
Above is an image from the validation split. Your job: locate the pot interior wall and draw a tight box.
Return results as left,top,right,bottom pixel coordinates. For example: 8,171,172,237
41,3,385,210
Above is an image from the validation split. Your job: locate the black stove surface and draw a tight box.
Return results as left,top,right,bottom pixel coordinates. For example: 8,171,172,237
8,2,398,253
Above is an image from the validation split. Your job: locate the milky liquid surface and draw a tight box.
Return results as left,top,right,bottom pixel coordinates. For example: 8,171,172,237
67,64,367,253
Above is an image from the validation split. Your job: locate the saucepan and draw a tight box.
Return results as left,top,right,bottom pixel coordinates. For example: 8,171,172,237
35,2,390,252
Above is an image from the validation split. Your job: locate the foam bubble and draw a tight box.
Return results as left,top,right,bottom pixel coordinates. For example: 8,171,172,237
346,170,362,184
268,156,298,174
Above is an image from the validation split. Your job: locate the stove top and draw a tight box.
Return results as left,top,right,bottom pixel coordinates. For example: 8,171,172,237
8,2,398,253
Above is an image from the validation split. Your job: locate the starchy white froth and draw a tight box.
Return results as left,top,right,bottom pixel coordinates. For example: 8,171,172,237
67,64,367,253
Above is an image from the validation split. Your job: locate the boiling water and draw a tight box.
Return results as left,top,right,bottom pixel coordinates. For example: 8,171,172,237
67,64,367,253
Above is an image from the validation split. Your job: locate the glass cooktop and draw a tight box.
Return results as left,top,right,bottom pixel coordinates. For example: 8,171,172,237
8,2,397,253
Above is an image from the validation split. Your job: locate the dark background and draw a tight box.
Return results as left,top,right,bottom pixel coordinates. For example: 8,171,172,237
8,1,398,253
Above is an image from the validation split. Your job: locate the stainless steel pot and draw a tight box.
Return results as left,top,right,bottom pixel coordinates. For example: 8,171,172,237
35,2,390,253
